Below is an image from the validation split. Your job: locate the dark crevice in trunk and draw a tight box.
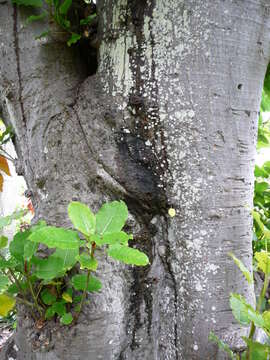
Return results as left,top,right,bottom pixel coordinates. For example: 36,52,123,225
12,4,26,128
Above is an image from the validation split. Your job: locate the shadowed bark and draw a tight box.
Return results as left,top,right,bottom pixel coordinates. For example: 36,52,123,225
0,0,270,359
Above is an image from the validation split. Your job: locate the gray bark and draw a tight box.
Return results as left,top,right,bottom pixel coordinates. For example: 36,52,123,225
1,0,270,359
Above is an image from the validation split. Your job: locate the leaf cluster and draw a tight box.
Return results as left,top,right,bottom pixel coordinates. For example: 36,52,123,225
0,201,149,326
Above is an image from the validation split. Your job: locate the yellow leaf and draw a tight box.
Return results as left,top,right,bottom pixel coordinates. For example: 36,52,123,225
0,174,3,192
62,292,72,303
0,294,16,316
0,156,10,176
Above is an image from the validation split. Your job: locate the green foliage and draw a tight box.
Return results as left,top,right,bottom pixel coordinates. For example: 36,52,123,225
228,253,253,285
11,0,97,47
0,200,148,325
208,332,236,359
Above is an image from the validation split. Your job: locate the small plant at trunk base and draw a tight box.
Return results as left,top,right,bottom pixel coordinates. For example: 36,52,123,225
0,200,149,325
209,227,270,359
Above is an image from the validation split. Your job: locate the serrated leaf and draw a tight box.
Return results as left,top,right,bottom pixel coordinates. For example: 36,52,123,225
0,236,8,249
0,275,10,291
62,292,72,303
41,288,57,305
76,253,98,271
94,231,132,246
255,251,270,275
51,247,78,270
0,294,16,316
96,201,128,235
71,274,102,292
228,253,253,284
12,0,43,6
67,33,81,46
108,244,149,266
29,226,80,249
68,202,96,237
60,312,73,325
33,256,65,280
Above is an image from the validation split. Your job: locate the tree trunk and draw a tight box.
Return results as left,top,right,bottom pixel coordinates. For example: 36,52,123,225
1,0,270,359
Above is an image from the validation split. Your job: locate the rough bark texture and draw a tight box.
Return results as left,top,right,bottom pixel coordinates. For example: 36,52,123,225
0,0,270,359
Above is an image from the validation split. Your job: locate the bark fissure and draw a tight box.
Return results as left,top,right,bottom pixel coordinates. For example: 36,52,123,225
12,4,26,128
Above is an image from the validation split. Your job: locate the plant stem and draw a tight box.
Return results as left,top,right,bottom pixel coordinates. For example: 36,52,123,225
25,270,43,317
74,269,91,322
247,273,270,359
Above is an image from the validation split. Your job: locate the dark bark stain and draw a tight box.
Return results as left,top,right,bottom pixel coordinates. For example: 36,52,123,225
13,5,26,127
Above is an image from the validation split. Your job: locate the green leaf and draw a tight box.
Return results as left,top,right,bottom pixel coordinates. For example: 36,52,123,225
208,332,235,359
24,240,38,260
76,254,98,271
62,292,72,303
0,294,16,316
0,210,27,230
67,33,81,46
12,0,43,7
29,226,80,249
68,202,96,237
229,294,261,326
41,288,57,305
33,256,65,280
255,182,269,194
45,306,55,319
26,11,48,24
243,338,270,360
51,248,78,270
60,312,73,325
59,0,72,14
71,274,102,292
9,230,31,261
262,311,270,332
96,201,128,235
0,258,18,270
252,211,270,239
255,251,270,275
0,275,10,291
0,236,8,249
255,165,269,178
80,14,96,26
228,253,253,285
51,300,66,316
108,244,149,266
94,231,132,246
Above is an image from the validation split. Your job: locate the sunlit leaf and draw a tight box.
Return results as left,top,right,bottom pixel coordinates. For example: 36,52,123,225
0,294,16,316
107,244,149,266
228,253,253,284
60,312,73,325
96,201,128,235
29,226,80,249
68,201,96,237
